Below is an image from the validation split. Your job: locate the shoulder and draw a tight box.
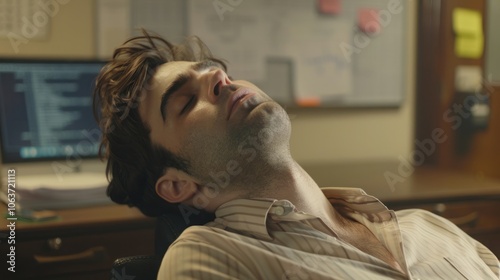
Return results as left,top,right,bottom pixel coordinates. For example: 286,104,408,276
158,225,254,279
395,208,456,228
164,225,227,253
395,209,500,278
167,224,261,254
394,208,474,243
174,225,220,241
166,225,233,254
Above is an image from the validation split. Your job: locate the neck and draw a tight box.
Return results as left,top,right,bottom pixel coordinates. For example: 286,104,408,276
215,156,342,230
252,160,324,210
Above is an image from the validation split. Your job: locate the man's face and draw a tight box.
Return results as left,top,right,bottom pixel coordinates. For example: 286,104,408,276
139,60,290,185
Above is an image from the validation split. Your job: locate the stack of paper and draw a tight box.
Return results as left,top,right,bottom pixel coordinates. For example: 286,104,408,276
2,172,111,210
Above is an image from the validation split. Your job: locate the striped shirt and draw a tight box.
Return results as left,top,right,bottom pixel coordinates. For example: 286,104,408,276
158,187,500,279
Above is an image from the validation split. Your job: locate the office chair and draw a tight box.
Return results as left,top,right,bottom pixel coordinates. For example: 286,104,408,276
111,210,215,280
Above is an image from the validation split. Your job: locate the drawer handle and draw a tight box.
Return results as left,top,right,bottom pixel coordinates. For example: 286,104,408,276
447,212,479,227
34,246,107,264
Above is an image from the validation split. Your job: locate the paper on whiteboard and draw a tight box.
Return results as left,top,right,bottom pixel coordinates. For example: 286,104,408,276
187,0,268,82
264,0,352,100
293,20,353,100
188,0,352,99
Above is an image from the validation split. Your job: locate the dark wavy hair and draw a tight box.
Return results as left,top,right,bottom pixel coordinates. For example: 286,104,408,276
93,30,226,220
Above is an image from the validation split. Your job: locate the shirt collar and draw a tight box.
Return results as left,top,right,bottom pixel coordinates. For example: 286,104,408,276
213,187,391,240
323,187,393,222
214,198,277,240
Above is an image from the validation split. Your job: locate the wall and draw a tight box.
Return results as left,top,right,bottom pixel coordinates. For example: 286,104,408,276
0,0,417,166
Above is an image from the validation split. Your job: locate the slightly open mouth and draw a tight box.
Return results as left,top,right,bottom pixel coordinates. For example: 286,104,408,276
227,91,257,120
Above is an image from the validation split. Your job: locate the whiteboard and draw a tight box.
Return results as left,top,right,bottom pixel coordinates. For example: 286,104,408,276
131,0,408,107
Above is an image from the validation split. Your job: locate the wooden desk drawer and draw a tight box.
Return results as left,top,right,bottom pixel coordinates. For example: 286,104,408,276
6,228,154,279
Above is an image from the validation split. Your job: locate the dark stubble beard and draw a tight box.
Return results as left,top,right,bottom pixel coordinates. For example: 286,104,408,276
180,102,291,199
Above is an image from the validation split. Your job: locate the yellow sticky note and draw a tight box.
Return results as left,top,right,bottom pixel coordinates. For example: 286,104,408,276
452,8,484,58
453,8,482,35
456,36,484,59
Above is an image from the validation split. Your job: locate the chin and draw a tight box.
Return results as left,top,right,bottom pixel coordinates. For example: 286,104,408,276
248,101,291,137
249,99,286,120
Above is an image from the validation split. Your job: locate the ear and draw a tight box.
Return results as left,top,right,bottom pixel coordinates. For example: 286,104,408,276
155,168,198,204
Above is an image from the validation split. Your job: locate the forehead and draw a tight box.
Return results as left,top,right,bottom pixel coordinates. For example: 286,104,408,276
139,61,195,119
154,61,194,81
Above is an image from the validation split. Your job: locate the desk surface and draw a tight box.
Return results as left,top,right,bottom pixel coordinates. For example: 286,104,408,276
302,161,500,203
0,203,155,237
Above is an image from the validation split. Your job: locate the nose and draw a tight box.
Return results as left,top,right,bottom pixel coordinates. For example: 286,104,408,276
206,68,231,104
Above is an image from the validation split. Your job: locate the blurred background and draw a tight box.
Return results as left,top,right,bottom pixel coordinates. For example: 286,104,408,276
0,0,498,170
0,0,416,166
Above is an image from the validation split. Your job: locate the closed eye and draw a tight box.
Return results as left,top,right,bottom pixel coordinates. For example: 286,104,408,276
180,96,195,115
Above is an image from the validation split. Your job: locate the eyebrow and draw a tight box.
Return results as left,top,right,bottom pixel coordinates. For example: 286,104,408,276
160,60,223,121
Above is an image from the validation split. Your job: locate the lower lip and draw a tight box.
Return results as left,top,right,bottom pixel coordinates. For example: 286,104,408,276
229,93,256,119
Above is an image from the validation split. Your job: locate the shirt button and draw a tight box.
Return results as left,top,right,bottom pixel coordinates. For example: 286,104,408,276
274,206,285,215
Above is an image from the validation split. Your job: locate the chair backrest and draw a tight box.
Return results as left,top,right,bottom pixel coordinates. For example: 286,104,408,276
111,255,161,280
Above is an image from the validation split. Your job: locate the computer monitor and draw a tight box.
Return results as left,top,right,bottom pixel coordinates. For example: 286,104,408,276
0,59,112,210
0,59,105,165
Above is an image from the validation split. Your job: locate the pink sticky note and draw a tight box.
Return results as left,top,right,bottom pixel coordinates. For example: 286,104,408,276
358,8,380,34
318,0,342,15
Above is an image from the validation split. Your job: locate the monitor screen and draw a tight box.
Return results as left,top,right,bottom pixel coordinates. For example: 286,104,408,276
0,59,105,163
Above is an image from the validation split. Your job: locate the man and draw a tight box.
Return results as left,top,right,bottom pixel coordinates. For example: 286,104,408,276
94,32,499,279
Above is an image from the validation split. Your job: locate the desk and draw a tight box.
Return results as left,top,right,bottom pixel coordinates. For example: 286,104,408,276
0,204,155,280
303,161,500,257
303,161,500,201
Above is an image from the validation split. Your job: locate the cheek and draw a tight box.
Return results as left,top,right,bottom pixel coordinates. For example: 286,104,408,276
180,106,222,141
